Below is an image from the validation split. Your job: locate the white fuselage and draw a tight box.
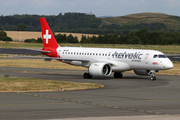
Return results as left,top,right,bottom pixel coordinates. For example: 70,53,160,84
56,47,173,72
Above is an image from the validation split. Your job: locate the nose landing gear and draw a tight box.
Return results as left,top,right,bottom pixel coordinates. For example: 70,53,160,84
149,70,156,81
150,75,156,81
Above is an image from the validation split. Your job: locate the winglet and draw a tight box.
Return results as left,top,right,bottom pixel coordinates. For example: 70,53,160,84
40,18,59,48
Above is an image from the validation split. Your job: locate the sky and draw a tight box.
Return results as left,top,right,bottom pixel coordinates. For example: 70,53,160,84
0,0,180,17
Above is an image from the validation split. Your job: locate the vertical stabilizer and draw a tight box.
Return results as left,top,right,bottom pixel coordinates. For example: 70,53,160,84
40,18,59,48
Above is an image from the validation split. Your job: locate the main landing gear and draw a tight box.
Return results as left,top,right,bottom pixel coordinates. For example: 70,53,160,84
114,72,123,78
83,73,92,79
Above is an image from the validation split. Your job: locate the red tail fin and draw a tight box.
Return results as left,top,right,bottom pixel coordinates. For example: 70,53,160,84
40,18,59,48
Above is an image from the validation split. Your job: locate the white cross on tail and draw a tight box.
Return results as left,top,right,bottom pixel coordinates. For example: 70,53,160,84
43,30,51,44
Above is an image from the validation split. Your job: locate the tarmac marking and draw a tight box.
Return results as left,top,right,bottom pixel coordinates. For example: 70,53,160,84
40,95,44,97
0,102,75,106
147,111,153,113
92,103,96,105
94,99,180,103
106,105,112,107
19,92,170,115
156,112,161,114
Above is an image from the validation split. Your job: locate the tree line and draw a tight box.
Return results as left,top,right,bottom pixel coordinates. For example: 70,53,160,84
24,34,79,43
0,31,12,41
24,27,180,45
81,27,180,45
0,13,101,32
1,13,179,35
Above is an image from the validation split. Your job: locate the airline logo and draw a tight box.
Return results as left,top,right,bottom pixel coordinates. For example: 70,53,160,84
112,51,143,59
43,30,51,44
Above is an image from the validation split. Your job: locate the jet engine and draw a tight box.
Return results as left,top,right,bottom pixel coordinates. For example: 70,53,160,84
89,63,112,77
134,70,155,76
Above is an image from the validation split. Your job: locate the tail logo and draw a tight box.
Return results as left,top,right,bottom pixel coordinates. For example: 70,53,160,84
43,30,51,44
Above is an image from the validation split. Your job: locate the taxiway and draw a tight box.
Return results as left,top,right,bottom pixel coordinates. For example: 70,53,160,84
0,67,180,120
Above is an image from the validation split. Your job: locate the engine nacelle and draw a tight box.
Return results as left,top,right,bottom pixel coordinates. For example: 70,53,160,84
89,63,112,77
134,70,155,76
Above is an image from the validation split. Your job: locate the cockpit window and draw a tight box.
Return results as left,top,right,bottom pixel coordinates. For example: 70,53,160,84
153,54,167,58
159,55,167,58
153,55,158,58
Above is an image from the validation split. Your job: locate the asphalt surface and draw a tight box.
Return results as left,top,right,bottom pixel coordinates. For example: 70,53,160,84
0,48,42,55
0,67,180,120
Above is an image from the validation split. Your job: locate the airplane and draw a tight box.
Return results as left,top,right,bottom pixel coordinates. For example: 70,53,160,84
33,18,173,81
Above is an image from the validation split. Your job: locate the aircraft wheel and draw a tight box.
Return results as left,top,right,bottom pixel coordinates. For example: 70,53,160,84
150,76,156,81
114,72,123,78
83,73,92,79
83,73,89,79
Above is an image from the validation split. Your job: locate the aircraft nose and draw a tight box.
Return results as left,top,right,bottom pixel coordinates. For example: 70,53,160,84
165,60,173,69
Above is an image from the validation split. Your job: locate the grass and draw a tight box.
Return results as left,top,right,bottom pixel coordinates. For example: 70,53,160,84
0,41,180,54
0,59,87,70
0,76,104,92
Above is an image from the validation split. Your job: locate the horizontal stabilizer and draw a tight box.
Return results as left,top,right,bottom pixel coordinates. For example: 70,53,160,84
19,48,50,53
